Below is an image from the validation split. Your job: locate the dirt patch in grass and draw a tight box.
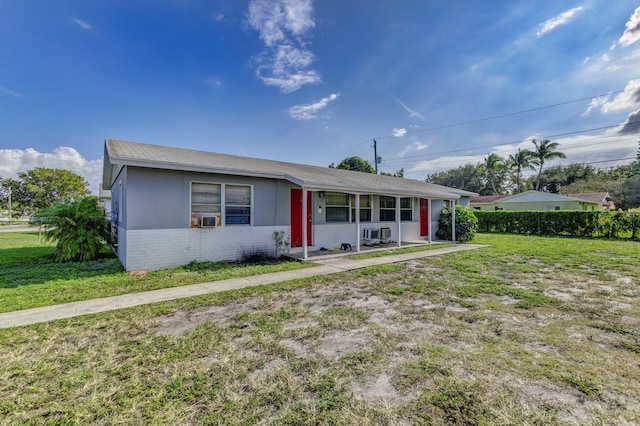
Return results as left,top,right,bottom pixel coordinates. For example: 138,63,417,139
2,234,639,424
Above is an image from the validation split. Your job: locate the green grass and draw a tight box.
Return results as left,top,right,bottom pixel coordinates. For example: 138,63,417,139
0,233,639,424
0,232,313,313
345,243,456,260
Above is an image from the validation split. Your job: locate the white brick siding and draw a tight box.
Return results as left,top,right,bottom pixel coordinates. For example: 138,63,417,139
122,226,290,271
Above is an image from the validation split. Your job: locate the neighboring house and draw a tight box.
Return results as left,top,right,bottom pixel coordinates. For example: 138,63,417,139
470,190,602,211
98,184,112,218
566,192,616,210
102,139,476,271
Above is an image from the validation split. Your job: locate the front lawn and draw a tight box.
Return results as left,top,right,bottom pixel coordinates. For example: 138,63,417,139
1,233,639,423
0,232,312,313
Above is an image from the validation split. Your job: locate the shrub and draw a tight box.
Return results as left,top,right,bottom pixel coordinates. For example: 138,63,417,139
38,196,112,262
436,205,478,242
474,210,639,239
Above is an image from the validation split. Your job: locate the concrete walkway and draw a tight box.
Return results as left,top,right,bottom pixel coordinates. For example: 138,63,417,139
0,244,487,329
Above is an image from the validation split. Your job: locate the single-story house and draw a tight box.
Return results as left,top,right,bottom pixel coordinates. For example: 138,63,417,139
102,139,476,271
470,190,602,211
566,192,616,210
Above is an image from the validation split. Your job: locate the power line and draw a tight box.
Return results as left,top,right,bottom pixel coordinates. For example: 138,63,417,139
317,86,633,166
373,90,627,142
381,121,639,166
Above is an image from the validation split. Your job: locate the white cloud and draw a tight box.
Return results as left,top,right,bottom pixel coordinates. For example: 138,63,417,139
582,95,610,116
0,86,27,99
214,13,225,22
289,93,339,120
247,0,320,93
537,6,584,37
0,147,103,194
398,140,428,158
391,128,407,138
206,77,222,88
616,108,640,135
72,18,92,30
391,94,425,121
408,132,637,177
600,79,640,113
618,6,640,47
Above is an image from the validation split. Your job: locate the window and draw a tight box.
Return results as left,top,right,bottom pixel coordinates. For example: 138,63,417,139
326,192,349,222
400,197,412,221
225,185,251,225
350,195,372,222
380,196,396,222
191,182,251,227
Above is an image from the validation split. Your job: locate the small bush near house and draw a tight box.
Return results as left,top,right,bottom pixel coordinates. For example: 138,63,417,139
38,196,112,262
436,205,478,242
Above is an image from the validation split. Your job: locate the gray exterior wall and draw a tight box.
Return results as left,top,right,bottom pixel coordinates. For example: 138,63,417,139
121,167,296,230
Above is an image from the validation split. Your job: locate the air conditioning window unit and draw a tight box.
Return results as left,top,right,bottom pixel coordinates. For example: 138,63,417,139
363,227,380,245
201,213,221,228
379,227,391,243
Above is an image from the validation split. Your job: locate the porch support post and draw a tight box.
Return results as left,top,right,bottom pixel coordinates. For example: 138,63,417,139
396,195,401,247
451,199,456,243
355,193,361,252
302,187,308,259
428,198,432,243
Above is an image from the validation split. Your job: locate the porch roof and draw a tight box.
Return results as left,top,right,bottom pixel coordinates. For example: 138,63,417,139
103,139,476,200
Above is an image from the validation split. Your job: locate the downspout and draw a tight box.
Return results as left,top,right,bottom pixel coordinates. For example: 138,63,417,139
428,198,432,243
451,200,456,243
355,193,361,252
302,187,308,260
396,196,401,247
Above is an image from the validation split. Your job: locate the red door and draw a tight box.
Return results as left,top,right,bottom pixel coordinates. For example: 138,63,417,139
290,189,312,247
420,198,429,237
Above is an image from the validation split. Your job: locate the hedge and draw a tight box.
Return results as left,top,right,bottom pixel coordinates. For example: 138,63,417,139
474,210,640,239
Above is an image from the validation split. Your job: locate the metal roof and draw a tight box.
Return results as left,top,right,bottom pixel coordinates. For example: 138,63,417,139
103,139,476,199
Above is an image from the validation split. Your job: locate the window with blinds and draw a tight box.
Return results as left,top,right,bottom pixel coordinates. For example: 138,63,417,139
225,185,251,225
191,182,252,227
325,192,349,222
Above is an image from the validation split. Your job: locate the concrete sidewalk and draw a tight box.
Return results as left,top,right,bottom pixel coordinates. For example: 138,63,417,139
0,244,487,329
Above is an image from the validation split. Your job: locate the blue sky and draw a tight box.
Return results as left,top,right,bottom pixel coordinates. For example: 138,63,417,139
1,0,640,193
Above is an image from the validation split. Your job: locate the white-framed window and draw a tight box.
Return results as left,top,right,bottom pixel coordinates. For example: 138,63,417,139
350,194,372,222
380,196,412,221
225,185,251,225
325,192,349,222
190,182,252,227
400,197,412,221
380,196,396,222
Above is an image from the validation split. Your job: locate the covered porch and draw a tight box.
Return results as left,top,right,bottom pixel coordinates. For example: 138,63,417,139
289,186,458,261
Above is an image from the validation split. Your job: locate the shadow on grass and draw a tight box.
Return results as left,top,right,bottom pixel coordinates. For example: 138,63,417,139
0,245,122,289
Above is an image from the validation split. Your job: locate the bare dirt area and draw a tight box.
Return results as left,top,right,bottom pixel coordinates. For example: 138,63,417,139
152,255,640,424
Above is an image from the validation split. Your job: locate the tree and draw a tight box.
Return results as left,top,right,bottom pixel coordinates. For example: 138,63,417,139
16,168,90,210
535,164,596,193
380,167,405,178
425,164,485,194
0,178,21,215
478,153,505,195
530,139,566,191
508,148,535,193
334,156,375,173
39,197,111,262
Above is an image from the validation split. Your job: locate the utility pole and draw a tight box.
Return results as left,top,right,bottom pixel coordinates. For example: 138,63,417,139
373,139,378,174
7,187,11,223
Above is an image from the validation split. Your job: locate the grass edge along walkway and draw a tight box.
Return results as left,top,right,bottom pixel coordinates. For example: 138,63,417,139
0,244,487,329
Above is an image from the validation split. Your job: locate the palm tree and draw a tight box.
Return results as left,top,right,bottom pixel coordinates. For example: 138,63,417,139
531,139,566,191
479,153,504,195
509,148,535,193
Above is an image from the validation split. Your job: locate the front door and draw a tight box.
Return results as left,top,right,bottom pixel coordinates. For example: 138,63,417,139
290,189,312,247
420,198,429,237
